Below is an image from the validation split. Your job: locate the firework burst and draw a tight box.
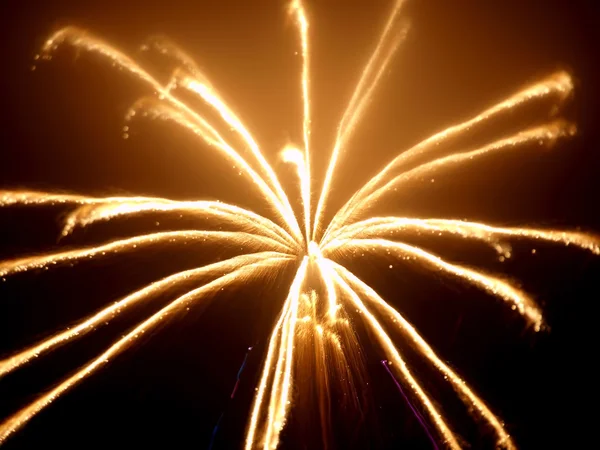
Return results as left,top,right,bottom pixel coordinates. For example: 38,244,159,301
1,1,598,448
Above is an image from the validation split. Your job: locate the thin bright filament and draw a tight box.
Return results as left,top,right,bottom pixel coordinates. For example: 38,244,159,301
333,262,515,449
0,257,289,444
325,120,575,239
0,252,291,378
127,99,303,243
330,264,461,450
179,78,302,243
289,0,312,244
245,258,308,450
312,1,409,240
41,28,303,243
0,230,288,278
323,217,600,256
324,73,573,239
325,238,543,329
62,199,299,251
1,4,593,449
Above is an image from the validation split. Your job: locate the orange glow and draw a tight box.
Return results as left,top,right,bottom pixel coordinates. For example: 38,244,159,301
1,2,598,449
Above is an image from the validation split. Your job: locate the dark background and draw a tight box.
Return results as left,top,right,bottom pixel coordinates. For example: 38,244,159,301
1,0,599,448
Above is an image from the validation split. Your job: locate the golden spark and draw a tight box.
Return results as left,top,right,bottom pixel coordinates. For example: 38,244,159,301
1,1,598,448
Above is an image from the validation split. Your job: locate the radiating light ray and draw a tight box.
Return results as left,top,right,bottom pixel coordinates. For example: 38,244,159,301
0,257,289,445
126,98,303,243
334,0,408,140
329,264,461,450
265,259,307,450
289,0,312,244
0,190,88,206
312,0,409,240
323,217,600,256
365,70,572,193
245,290,293,450
0,190,168,208
179,77,302,244
41,27,303,243
139,35,300,241
307,241,338,319
0,252,290,379
1,3,595,449
0,230,288,278
335,263,515,449
245,259,308,450
62,199,299,251
264,303,295,448
0,190,297,251
326,238,543,330
324,72,574,238
326,120,575,237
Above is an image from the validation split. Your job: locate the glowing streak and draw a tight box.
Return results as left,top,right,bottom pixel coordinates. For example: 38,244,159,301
330,264,461,450
181,78,302,244
326,238,543,330
0,190,88,206
0,190,172,208
1,4,595,449
337,265,515,449
326,121,575,237
282,147,311,250
272,261,305,447
264,305,293,447
41,27,303,243
367,71,572,196
0,230,288,278
62,199,299,251
324,217,600,256
245,294,292,450
264,259,307,450
127,99,303,243
245,259,308,450
0,252,290,378
325,72,574,237
308,241,338,319
312,0,408,240
0,257,289,444
0,190,299,252
289,0,312,243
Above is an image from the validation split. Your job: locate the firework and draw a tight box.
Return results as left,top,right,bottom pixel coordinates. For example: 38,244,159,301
1,1,598,449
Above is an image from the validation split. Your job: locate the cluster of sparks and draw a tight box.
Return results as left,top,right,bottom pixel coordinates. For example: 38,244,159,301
0,1,598,448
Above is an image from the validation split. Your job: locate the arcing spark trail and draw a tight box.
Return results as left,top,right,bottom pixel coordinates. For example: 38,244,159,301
1,1,598,448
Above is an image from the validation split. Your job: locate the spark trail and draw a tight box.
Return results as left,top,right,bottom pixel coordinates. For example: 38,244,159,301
1,1,598,448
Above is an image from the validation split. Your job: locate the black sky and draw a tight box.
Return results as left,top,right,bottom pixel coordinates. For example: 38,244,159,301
1,1,599,449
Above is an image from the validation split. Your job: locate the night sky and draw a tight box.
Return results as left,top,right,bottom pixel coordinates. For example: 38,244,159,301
1,1,599,449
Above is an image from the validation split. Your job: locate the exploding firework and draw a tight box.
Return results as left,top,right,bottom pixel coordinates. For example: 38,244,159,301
0,0,598,448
